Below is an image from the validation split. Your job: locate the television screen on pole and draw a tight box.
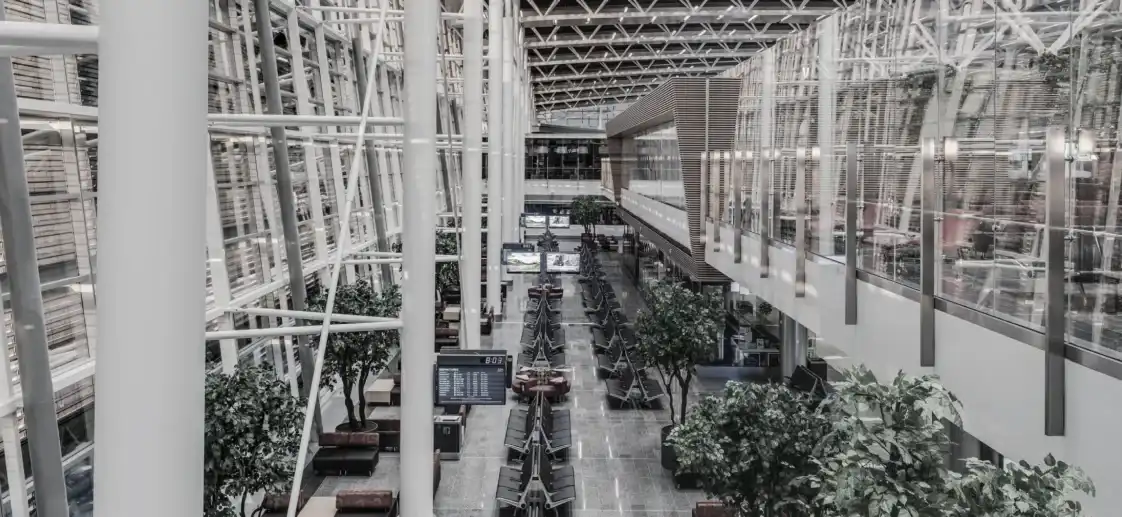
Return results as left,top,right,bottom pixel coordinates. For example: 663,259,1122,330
522,215,547,228
506,252,541,273
501,243,534,265
547,215,571,228
545,252,581,273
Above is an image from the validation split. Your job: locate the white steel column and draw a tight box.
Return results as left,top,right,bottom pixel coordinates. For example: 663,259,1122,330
402,0,437,512
816,16,838,256
95,0,206,515
463,0,483,349
315,23,358,282
486,0,503,312
0,332,27,517
204,147,239,373
501,5,515,243
0,9,67,514
515,57,524,225
286,12,331,285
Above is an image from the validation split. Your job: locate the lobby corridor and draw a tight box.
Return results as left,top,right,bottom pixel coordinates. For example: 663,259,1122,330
429,248,710,516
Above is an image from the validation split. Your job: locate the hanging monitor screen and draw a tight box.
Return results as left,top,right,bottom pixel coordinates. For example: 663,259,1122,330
434,351,511,406
506,252,541,273
545,252,581,273
522,215,547,228
501,243,535,265
548,215,571,228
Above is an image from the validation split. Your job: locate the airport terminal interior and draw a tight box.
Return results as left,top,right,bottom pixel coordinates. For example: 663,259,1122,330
0,0,1121,515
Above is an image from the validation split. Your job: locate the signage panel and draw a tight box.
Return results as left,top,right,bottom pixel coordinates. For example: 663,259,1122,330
434,351,511,406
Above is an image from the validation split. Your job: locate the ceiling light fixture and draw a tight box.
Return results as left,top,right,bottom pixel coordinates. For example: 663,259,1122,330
684,15,691,21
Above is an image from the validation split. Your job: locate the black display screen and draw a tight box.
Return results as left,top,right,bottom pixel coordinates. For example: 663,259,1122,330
434,352,510,405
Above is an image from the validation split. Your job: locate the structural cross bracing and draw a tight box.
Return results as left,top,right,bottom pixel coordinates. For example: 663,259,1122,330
522,0,853,115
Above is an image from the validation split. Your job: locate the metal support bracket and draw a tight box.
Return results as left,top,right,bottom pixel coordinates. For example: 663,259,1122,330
845,143,858,325
733,150,745,263
1044,126,1067,436
920,138,936,367
794,146,808,297
760,149,773,278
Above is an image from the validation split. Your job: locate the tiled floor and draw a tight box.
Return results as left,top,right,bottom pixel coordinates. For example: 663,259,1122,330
561,253,709,517
317,249,712,516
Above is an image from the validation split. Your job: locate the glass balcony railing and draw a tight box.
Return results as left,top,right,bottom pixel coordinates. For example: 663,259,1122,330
705,1,1122,360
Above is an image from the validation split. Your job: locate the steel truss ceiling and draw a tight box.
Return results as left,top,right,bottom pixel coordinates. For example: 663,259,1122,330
523,0,851,113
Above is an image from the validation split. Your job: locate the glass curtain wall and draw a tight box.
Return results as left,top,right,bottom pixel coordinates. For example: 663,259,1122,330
0,0,100,510
633,122,685,210
721,0,1122,359
524,137,604,181
537,104,632,129
0,0,467,513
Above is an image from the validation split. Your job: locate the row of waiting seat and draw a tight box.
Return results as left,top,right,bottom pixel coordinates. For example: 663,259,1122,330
579,245,665,409
519,285,567,370
504,391,572,460
497,269,576,516
496,427,577,513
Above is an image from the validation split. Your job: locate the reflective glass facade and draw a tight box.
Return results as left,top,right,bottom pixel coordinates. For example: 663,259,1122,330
524,137,605,181
716,4,1122,359
632,123,685,210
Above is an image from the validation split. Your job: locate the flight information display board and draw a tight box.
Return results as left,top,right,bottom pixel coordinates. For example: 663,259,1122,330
545,252,581,273
434,351,511,405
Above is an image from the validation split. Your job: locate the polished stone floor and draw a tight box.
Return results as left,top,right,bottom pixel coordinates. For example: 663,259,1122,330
315,250,713,516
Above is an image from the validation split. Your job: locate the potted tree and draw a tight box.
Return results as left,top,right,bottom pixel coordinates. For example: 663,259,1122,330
205,366,303,517
949,454,1095,516
309,281,400,432
393,232,460,301
435,231,460,302
808,366,962,516
670,381,838,515
633,278,723,476
570,195,601,243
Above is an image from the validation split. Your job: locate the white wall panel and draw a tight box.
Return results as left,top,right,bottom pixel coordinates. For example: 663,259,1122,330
706,227,1122,515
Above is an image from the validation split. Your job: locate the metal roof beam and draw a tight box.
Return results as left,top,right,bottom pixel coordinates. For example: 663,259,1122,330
533,65,723,83
529,50,757,67
521,7,836,27
525,30,786,48
536,87,656,107
534,78,666,95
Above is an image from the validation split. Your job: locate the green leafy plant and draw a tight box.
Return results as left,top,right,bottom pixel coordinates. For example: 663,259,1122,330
435,231,460,296
634,278,723,424
205,366,303,517
809,367,961,517
571,195,601,235
308,281,400,431
949,454,1095,517
1035,50,1074,87
755,300,773,323
392,232,460,296
671,381,838,517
